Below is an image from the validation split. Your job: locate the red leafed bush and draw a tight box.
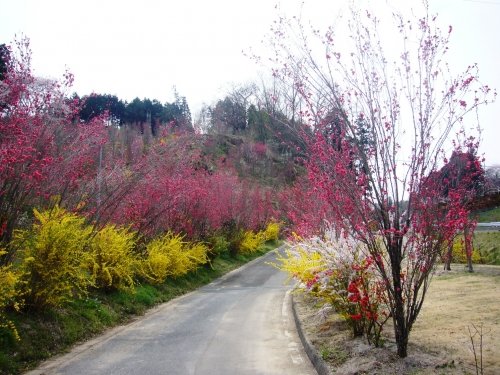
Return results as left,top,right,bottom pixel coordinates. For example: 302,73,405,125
0,38,107,262
108,134,275,240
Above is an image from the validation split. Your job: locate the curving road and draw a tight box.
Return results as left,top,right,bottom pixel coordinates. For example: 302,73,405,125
27,249,316,375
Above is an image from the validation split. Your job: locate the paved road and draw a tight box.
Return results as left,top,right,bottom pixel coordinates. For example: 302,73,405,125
28,250,316,375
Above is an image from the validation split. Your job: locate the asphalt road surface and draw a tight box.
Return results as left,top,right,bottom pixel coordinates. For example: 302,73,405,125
27,249,317,375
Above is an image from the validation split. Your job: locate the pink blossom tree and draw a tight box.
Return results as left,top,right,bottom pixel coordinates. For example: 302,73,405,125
428,149,485,272
269,4,494,357
0,38,107,262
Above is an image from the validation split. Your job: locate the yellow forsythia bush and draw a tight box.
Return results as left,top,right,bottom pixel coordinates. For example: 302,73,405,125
13,206,93,309
88,225,138,292
263,222,281,242
239,230,266,254
140,232,208,284
0,252,21,341
273,248,326,284
450,239,482,264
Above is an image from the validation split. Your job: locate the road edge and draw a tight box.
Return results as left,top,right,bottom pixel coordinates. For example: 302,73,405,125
24,247,284,374
291,292,333,375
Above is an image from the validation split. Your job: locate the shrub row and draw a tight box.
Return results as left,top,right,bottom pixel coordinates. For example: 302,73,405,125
0,206,280,342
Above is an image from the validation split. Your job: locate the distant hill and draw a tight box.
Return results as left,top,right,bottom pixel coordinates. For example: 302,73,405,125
199,133,303,187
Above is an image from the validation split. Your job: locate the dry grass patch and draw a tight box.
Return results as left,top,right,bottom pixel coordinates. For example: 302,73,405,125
411,264,500,374
294,264,500,375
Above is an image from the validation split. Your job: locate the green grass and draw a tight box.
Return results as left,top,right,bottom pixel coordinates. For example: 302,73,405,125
474,206,500,222
320,345,348,365
474,231,500,265
450,231,500,266
0,241,280,374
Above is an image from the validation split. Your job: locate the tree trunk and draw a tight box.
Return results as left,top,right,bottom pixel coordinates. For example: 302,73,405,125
390,243,409,358
444,241,453,271
464,225,474,273
395,323,409,357
466,255,474,272
393,290,409,357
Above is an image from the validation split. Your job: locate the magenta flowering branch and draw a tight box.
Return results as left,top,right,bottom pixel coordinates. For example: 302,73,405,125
266,2,494,358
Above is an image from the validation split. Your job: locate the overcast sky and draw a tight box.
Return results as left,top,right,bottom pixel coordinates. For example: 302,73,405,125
1,0,499,165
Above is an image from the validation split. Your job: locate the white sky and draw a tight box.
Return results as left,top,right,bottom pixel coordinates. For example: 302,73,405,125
1,0,499,165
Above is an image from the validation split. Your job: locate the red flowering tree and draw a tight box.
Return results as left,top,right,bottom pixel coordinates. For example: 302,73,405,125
105,130,275,240
0,38,108,263
1,37,278,279
269,4,494,357
426,149,485,272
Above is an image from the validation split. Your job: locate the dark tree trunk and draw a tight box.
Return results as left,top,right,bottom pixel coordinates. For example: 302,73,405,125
394,318,409,357
444,242,453,271
464,225,474,272
389,242,409,358
393,287,409,357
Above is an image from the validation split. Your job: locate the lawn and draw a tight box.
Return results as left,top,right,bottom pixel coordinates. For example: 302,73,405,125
294,264,500,374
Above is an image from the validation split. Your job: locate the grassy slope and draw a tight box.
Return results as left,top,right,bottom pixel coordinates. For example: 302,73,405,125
474,206,500,222
470,206,500,265
474,231,500,265
200,133,302,187
0,242,280,375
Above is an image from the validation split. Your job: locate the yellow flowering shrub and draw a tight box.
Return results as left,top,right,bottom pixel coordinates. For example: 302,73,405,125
88,225,138,292
263,222,281,242
449,239,482,264
186,242,210,270
272,247,326,284
140,232,208,284
239,230,266,254
13,206,93,309
0,251,21,341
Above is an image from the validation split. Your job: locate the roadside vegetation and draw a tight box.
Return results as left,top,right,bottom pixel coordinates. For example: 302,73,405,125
294,263,500,374
266,0,495,359
1,0,500,372
0,222,280,374
474,230,500,265
0,38,288,374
